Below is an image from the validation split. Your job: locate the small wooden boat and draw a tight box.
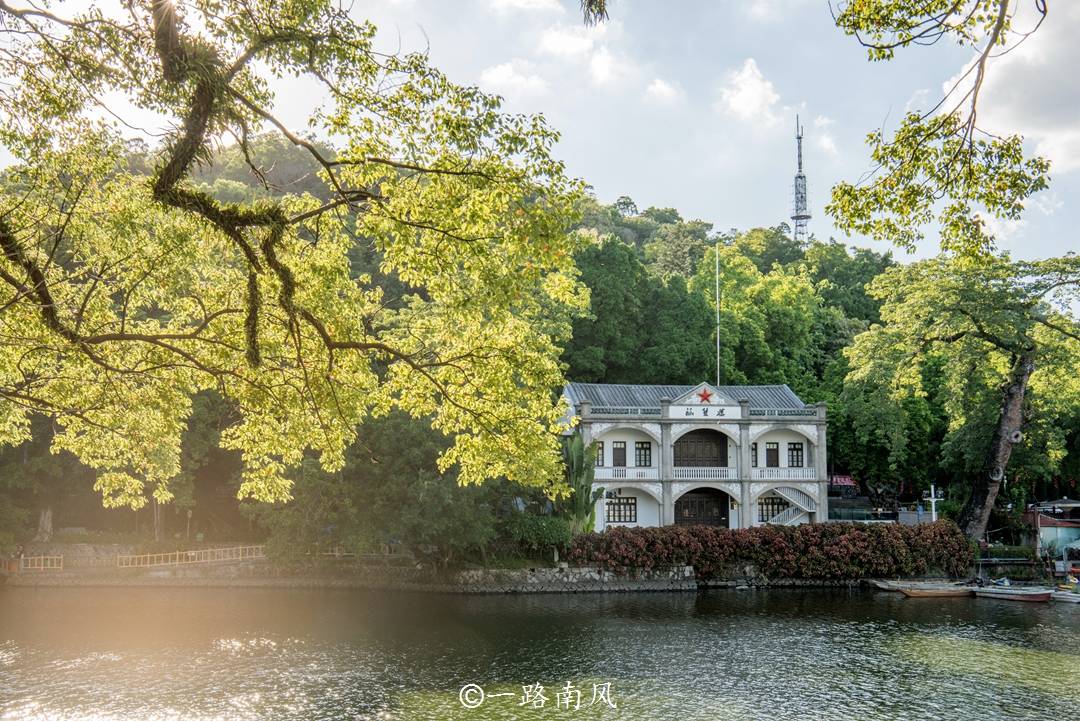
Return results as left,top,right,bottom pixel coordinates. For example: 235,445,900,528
869,579,902,591
899,585,973,598
974,587,1052,602
1051,591,1080,603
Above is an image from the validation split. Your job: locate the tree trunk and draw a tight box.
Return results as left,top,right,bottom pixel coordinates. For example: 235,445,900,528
33,506,53,543
153,499,163,543
958,348,1035,540
35,506,53,542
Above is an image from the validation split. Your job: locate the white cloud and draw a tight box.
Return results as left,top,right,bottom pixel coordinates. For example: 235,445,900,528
905,88,931,113
811,115,838,156
743,0,814,23
589,47,618,85
815,134,838,157
536,22,635,88
488,0,564,13
943,3,1080,173
1028,130,1080,174
1031,191,1063,216
643,78,683,105
538,24,603,57
983,214,1027,243
479,60,549,97
715,58,780,125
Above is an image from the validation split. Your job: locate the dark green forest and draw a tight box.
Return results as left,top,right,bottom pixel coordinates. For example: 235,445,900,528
2,138,1077,558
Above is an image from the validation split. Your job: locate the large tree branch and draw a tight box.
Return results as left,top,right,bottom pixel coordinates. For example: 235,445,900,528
1034,316,1080,344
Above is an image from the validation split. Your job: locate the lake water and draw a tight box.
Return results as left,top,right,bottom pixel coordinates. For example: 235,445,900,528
1,586,1078,720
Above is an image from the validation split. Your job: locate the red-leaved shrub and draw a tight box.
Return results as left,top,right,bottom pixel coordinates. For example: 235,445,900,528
565,520,972,579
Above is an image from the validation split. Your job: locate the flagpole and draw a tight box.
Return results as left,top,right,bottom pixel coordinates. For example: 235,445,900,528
714,246,721,387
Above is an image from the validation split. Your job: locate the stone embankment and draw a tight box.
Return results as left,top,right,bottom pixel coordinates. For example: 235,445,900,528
2,560,896,592
1,542,948,592
4,559,701,593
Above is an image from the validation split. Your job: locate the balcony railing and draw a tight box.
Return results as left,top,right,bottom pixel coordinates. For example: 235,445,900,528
588,406,664,416
672,467,737,480
749,408,818,417
751,467,817,481
594,466,659,481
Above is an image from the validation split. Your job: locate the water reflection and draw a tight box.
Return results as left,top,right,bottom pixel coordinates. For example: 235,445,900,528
1,587,1077,720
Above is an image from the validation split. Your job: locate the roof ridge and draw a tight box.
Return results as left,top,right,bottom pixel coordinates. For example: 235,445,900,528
563,381,805,410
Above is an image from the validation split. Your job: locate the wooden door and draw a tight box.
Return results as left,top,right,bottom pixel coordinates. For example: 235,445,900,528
674,489,729,527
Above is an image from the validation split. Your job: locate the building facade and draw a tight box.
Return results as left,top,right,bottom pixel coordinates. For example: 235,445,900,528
563,382,828,531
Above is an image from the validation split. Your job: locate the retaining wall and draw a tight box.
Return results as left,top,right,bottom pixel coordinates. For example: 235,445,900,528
4,561,703,593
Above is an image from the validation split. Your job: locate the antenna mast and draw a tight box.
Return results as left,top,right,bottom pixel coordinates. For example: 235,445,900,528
791,115,810,243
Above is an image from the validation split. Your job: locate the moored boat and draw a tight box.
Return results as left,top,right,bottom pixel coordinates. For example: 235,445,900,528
974,587,1052,602
899,585,973,598
1051,591,1080,603
869,580,902,591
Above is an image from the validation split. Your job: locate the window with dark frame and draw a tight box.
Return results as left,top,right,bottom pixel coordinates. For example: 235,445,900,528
634,441,652,467
612,441,626,467
765,442,779,467
788,442,804,468
605,495,637,523
751,442,758,467
758,494,791,523
595,441,604,467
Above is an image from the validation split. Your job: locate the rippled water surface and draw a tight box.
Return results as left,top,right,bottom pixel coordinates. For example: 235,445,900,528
1,586,1078,720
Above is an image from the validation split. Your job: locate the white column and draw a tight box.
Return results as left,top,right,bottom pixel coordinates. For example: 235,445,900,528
660,403,674,526
815,402,828,523
578,401,592,444
738,400,753,528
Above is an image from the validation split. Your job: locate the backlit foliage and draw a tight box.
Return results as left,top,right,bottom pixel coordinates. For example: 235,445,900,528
828,0,1050,254
0,1,588,507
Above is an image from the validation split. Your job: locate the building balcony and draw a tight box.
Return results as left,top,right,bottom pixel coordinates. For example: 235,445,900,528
595,466,659,481
750,467,817,481
673,466,737,481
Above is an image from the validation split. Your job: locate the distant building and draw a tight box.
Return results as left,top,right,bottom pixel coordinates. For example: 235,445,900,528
1024,499,1080,549
562,382,828,530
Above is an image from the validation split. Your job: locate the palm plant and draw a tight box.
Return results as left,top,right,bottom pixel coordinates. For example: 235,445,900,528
561,433,602,535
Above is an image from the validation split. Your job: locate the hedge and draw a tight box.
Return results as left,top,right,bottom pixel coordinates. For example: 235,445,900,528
978,544,1036,561
565,520,973,580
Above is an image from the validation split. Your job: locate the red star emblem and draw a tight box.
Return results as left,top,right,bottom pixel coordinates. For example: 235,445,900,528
696,388,714,403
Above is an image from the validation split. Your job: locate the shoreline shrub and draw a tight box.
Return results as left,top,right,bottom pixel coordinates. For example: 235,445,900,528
565,520,972,579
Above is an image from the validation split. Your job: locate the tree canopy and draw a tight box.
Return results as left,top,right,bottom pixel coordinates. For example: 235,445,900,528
827,0,1051,255
844,254,1080,537
0,0,587,507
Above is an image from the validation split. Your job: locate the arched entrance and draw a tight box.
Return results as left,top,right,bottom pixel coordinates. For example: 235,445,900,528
673,429,729,467
674,487,730,527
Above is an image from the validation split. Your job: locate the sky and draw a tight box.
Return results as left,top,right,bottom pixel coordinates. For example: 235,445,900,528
338,0,1079,262
4,1,1076,262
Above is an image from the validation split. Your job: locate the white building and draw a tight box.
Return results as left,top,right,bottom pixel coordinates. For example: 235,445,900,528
563,382,828,530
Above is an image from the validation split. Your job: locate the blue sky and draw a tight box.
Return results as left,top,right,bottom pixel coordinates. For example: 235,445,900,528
347,0,1079,262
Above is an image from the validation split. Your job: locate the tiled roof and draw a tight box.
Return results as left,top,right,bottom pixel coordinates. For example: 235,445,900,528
563,382,806,410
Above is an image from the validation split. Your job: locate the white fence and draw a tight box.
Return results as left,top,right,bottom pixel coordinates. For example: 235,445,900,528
594,467,660,481
20,555,63,571
672,467,737,480
750,467,817,481
116,545,265,568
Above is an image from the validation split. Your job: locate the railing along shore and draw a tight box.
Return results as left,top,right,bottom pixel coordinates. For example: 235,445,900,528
116,545,265,568
19,555,64,571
